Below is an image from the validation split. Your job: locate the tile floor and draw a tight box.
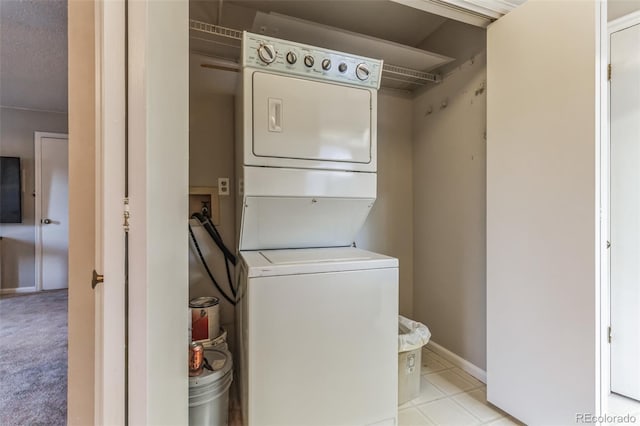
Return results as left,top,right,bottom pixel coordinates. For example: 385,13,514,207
228,346,525,426
399,347,524,426
229,348,640,425
608,393,640,418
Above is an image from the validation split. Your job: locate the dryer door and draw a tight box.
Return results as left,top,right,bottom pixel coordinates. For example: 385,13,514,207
252,72,372,165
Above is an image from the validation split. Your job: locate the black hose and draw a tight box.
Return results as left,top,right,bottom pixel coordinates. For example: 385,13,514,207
201,216,236,297
223,255,236,298
191,213,237,265
188,224,236,305
190,213,239,297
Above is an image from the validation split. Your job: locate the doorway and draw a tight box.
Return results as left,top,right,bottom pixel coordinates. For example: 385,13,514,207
34,132,69,291
608,11,640,415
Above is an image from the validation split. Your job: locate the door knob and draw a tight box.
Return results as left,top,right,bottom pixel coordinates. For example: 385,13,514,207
41,218,52,224
91,270,104,289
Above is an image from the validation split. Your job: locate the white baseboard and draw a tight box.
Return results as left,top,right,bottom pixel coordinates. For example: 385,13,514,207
427,340,487,384
0,286,37,295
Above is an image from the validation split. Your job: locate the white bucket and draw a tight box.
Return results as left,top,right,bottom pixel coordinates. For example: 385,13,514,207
202,328,228,350
189,347,233,426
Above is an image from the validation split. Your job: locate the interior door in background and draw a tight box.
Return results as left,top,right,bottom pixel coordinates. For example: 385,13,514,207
36,133,69,290
610,21,640,403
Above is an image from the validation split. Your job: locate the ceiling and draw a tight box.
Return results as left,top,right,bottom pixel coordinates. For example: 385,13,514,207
0,0,68,112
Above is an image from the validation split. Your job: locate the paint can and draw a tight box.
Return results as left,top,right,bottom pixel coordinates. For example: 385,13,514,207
190,296,220,343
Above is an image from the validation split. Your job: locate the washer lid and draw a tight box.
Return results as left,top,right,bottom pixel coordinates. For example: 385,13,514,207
241,247,398,278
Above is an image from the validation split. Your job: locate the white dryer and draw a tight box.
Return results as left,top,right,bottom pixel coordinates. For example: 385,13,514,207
236,32,383,251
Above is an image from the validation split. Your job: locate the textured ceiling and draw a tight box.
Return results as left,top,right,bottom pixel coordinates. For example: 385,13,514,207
0,0,68,112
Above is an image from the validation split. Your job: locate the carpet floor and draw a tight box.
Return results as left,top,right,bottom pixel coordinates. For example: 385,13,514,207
0,290,67,426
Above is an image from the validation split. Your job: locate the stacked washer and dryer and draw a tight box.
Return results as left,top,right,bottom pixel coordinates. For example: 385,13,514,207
235,32,399,426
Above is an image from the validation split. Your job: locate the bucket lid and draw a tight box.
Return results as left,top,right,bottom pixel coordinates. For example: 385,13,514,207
189,296,220,308
189,347,233,386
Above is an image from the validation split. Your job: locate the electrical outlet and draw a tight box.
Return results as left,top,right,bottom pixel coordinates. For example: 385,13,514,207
218,178,230,196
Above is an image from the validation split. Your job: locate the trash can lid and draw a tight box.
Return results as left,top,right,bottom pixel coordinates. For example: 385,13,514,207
189,347,233,386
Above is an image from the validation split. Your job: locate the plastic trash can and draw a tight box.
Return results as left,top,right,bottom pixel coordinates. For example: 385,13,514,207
398,315,431,405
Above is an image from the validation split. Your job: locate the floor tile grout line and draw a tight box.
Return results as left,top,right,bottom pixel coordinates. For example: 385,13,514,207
409,381,489,408
402,392,509,426
448,392,503,424
422,349,486,385
422,372,485,397
412,402,436,425
413,403,439,426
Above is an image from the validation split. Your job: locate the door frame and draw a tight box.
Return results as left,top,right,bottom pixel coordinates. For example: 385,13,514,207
602,9,640,410
94,0,126,423
34,131,69,292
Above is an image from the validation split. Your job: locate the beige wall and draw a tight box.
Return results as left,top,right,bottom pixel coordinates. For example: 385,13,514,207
412,55,487,369
418,20,486,77
0,107,68,290
189,88,237,327
356,92,414,317
67,0,95,423
609,0,640,21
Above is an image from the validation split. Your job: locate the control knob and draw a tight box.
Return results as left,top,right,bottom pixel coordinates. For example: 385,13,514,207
286,51,297,65
304,55,315,68
257,44,276,64
355,63,371,81
338,62,348,73
321,59,332,71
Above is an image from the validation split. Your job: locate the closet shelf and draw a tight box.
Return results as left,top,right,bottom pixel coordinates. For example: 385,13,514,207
189,19,441,90
190,20,242,41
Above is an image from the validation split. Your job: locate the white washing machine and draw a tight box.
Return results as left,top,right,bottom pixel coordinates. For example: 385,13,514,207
237,247,398,426
235,32,398,425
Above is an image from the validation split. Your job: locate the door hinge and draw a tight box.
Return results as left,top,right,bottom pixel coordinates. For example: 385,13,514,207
608,64,612,81
607,240,611,249
123,197,130,232
608,326,612,343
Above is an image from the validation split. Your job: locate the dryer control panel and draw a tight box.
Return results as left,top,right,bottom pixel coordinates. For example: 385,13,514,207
242,32,383,89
